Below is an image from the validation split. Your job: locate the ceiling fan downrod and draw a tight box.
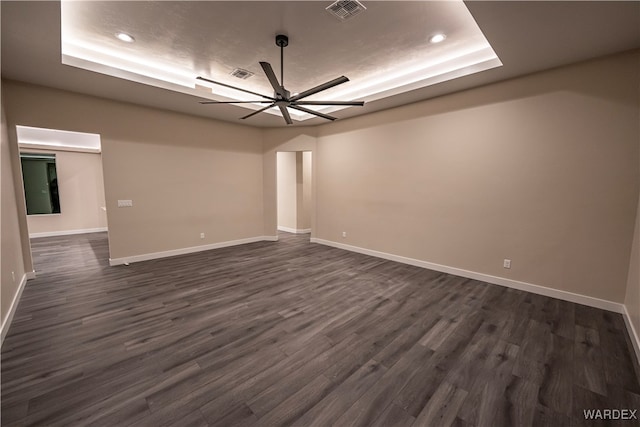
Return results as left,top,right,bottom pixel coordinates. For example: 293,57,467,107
276,34,288,88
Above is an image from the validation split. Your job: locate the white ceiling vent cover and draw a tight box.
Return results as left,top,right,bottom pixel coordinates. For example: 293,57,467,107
230,68,254,79
326,0,366,21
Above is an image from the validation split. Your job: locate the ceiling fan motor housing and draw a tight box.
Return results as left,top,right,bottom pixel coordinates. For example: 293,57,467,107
275,34,289,47
275,89,291,100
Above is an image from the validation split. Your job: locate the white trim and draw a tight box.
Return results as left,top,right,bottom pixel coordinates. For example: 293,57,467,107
25,271,36,280
29,227,108,239
310,238,624,314
623,305,640,366
277,226,311,234
1,273,29,347
109,236,278,266
19,142,101,154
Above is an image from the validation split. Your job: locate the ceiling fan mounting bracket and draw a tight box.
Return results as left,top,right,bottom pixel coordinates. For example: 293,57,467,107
275,34,289,48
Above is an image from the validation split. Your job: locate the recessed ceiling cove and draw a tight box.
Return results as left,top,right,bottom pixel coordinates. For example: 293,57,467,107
60,1,501,123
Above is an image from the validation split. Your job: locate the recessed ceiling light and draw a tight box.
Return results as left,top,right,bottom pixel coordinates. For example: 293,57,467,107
430,33,446,44
116,32,135,43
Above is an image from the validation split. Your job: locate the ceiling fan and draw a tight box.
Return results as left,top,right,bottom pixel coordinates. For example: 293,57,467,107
197,34,364,125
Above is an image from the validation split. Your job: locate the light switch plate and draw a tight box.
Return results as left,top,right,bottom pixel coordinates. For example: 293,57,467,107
117,200,133,208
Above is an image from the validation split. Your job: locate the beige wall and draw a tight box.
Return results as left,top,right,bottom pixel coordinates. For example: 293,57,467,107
625,195,640,358
624,89,640,359
23,149,107,236
2,80,264,261
295,152,304,230
1,96,27,333
277,151,297,230
301,151,312,231
315,51,640,303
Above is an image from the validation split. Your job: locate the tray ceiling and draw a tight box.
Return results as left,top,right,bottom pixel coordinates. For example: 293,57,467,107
2,1,639,127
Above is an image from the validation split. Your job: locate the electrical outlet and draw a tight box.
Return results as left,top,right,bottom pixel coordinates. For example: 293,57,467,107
503,259,511,269
117,200,133,208
342,231,347,238
200,232,205,239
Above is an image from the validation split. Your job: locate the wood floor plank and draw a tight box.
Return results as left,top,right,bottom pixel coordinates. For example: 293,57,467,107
145,342,286,417
1,232,639,426
392,328,471,417
370,403,416,427
457,339,521,426
444,320,502,391
413,381,468,427
196,333,335,423
296,359,388,426
512,318,551,383
598,319,640,394
333,339,435,426
252,374,334,426
532,404,572,427
27,361,200,426
371,307,441,369
245,332,360,417
574,326,607,396
537,334,574,417
205,404,257,427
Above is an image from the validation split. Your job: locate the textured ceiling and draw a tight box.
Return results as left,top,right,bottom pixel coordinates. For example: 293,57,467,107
61,1,489,91
60,1,500,123
2,1,639,127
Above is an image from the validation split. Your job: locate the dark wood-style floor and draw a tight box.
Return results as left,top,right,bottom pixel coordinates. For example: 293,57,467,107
2,232,639,426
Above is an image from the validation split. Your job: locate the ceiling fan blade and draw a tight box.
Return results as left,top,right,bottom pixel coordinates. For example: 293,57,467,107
200,100,274,104
292,100,365,106
289,76,349,102
241,103,276,120
259,62,286,98
278,105,293,125
197,76,275,101
289,105,337,121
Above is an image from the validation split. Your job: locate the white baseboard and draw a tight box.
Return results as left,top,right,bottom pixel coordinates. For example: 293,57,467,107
25,271,36,280
310,238,624,314
623,305,640,366
277,226,311,234
30,227,108,239
109,236,278,266
1,273,29,347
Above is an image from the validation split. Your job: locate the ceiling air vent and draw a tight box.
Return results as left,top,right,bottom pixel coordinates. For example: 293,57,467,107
230,68,254,79
326,0,366,21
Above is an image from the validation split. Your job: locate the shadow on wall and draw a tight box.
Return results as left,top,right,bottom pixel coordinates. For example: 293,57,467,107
318,50,640,137
3,80,263,154
263,127,318,152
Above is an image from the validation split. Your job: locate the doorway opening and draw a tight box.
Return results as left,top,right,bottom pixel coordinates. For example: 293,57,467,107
15,125,110,269
276,151,312,239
